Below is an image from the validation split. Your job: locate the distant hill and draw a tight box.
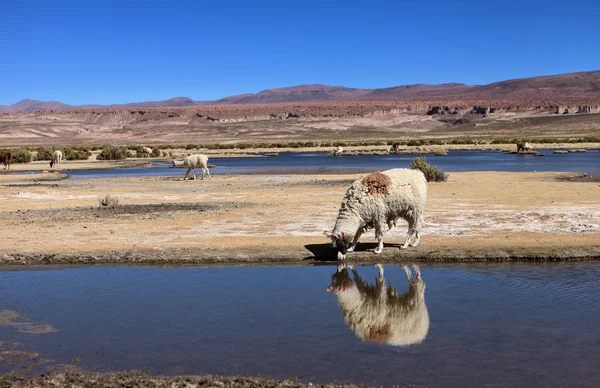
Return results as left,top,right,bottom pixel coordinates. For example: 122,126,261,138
215,84,368,104
465,71,600,99
2,70,599,113
0,99,74,113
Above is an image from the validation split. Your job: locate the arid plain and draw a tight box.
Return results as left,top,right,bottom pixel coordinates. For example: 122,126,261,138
1,161,598,265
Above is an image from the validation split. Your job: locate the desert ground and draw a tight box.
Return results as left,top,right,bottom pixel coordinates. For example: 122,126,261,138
1,166,598,265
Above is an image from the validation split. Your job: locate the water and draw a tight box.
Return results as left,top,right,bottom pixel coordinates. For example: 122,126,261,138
2,263,600,387
63,150,600,178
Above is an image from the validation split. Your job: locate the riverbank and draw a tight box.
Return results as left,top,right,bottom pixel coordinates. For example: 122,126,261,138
2,142,600,174
0,171,598,265
0,370,362,388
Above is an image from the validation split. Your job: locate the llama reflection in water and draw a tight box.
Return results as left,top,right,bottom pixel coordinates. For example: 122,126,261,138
326,264,429,346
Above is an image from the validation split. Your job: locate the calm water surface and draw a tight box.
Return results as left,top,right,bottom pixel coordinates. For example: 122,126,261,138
64,150,600,178
1,263,599,387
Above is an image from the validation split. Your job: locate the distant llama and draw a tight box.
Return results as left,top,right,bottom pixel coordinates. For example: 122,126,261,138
516,141,534,153
1,151,12,170
50,150,62,168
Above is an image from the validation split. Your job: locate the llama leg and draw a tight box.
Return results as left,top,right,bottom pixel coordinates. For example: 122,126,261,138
184,168,190,180
410,231,421,247
351,267,366,292
401,230,413,249
376,264,384,278
402,265,412,280
402,217,417,249
192,168,197,180
206,168,211,179
409,213,424,247
373,220,385,254
347,228,363,252
374,235,384,254
412,265,421,281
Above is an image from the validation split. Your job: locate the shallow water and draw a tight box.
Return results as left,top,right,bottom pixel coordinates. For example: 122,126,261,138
64,149,600,178
1,263,600,387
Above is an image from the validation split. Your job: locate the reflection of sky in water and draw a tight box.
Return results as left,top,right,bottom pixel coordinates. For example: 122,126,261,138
1,263,600,386
60,150,600,178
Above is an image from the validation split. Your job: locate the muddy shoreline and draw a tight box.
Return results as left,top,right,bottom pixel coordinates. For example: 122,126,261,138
0,370,362,388
2,244,600,266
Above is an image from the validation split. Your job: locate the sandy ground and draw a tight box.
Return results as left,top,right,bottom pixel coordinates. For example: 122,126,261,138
0,169,598,265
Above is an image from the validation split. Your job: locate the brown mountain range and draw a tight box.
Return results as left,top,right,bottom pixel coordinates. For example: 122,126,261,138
1,70,599,113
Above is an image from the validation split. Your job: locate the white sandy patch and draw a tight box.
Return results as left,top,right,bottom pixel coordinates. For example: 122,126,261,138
14,193,97,201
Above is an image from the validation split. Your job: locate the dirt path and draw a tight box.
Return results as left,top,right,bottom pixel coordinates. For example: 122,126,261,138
0,171,598,265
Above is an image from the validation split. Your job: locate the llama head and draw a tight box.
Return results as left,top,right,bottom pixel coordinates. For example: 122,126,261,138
324,231,353,260
325,265,354,293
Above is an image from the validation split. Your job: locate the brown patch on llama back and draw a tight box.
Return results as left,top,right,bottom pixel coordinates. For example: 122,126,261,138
362,172,391,195
367,324,393,343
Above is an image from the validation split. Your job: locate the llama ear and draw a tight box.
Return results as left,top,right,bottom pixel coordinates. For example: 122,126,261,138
325,286,334,292
324,231,334,238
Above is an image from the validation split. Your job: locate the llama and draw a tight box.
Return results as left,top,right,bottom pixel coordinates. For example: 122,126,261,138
326,168,427,260
183,154,210,180
333,146,344,156
327,264,429,346
516,141,534,153
1,151,11,170
50,150,62,168
388,142,401,154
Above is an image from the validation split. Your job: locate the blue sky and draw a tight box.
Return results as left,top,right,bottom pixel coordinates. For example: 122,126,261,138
2,0,599,105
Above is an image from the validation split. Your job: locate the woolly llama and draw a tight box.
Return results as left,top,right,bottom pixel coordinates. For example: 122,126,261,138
326,168,427,261
183,154,210,180
327,264,429,346
50,150,62,168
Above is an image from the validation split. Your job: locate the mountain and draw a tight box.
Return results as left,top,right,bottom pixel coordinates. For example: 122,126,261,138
216,84,369,104
1,99,74,112
465,71,600,99
2,70,599,113
104,97,198,109
364,83,473,99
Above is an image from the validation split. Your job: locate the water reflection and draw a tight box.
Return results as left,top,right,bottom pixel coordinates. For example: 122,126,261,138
327,264,429,346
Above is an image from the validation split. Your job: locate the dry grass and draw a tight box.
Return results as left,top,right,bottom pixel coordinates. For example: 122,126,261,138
98,195,119,208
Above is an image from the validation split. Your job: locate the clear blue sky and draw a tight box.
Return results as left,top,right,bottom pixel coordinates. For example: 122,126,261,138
2,0,598,105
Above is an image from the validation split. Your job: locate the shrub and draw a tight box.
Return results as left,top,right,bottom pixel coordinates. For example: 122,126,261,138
97,145,128,160
11,148,32,163
127,145,144,157
151,147,161,157
34,147,54,161
410,157,448,182
98,195,119,208
185,144,197,150
63,147,91,161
